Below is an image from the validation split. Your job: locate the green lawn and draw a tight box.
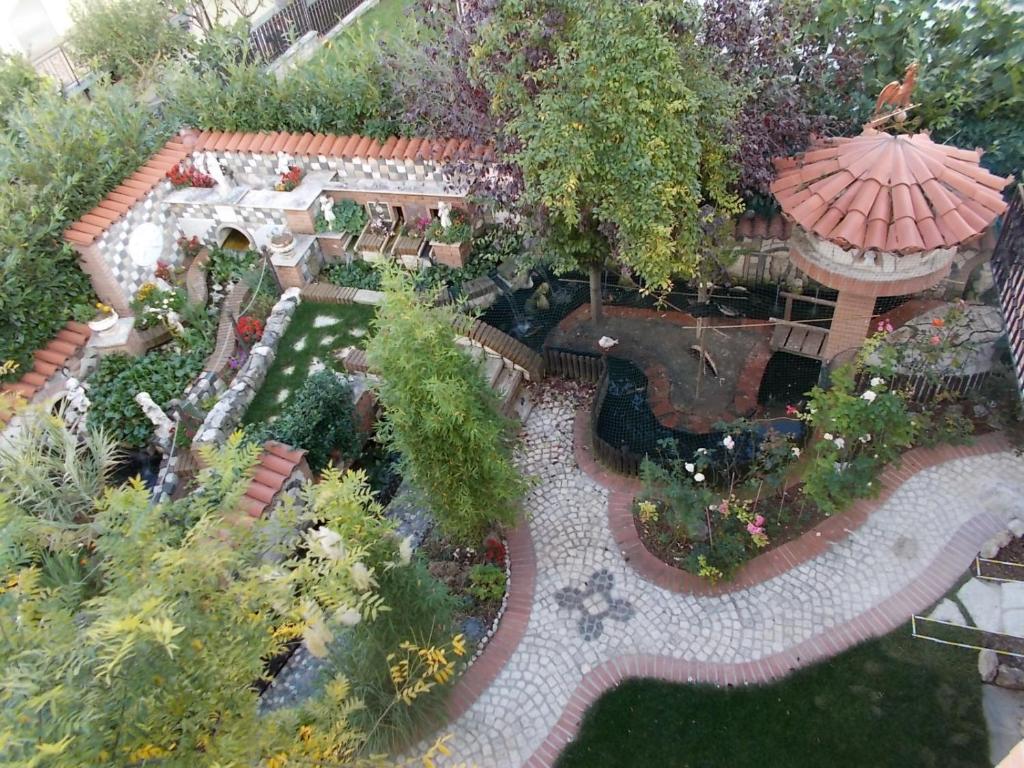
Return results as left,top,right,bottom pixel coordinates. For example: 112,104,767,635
243,301,376,427
346,0,414,40
556,625,987,768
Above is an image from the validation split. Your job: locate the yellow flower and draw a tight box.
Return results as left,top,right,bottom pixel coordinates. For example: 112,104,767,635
637,500,659,523
451,633,466,657
298,725,313,742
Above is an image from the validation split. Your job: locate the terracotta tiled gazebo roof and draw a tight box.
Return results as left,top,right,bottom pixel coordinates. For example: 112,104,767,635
771,128,1013,254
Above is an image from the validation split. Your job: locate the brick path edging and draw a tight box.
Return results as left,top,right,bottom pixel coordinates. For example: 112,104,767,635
445,518,536,721
520,424,1014,767
574,407,1011,596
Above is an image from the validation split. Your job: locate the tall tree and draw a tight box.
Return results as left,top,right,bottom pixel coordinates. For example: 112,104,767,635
366,269,525,543
474,0,742,323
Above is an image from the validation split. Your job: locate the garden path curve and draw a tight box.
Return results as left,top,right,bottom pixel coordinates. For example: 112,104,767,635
424,389,1024,768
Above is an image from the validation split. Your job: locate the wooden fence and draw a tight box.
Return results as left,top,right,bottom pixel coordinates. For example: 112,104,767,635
249,0,363,62
543,346,644,475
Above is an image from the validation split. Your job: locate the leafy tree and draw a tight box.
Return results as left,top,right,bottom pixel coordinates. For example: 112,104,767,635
0,423,461,766
474,0,742,323
0,53,46,132
68,0,193,81
813,0,1024,179
700,0,864,205
365,269,525,543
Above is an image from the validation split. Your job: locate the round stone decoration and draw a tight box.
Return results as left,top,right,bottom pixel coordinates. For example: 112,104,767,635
128,222,165,267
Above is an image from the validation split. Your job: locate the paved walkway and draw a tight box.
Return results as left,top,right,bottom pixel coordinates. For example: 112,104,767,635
424,388,1024,768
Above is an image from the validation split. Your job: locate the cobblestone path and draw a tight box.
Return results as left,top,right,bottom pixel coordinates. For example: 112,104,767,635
428,391,1024,767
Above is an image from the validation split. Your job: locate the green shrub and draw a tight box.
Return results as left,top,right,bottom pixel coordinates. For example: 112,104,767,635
468,563,507,602
323,260,382,291
204,246,259,286
87,347,208,448
366,269,526,543
328,559,458,754
252,371,360,473
68,0,192,81
333,200,368,236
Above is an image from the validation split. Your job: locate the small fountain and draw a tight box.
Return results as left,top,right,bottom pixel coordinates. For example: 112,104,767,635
491,271,534,339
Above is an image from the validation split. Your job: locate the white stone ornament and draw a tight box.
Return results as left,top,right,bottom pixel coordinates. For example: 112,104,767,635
127,222,164,268
205,152,229,190
438,200,452,229
276,151,294,176
135,391,174,449
319,194,336,225
598,336,619,350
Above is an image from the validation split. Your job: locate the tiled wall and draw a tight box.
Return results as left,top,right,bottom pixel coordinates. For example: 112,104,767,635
211,149,452,189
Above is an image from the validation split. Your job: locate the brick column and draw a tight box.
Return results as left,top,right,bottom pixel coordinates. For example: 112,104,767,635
824,291,876,361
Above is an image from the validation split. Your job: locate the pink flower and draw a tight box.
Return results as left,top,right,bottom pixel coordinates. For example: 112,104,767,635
930,335,941,346
785,404,799,416
876,319,894,334
754,514,765,527
718,500,730,516
746,523,764,535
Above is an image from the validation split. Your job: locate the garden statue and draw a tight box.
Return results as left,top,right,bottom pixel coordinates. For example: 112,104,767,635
205,152,230,191
319,194,336,227
525,282,551,313
438,201,452,230
62,377,90,437
192,152,208,177
871,62,918,123
135,391,175,450
164,309,186,337
276,151,294,176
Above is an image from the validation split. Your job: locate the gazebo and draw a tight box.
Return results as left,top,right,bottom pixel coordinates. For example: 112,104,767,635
770,127,1013,360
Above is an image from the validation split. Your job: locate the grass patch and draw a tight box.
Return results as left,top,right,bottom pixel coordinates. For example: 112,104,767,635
243,301,376,427
346,0,413,40
556,624,986,768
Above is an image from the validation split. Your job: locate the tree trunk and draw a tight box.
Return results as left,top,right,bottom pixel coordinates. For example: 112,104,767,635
589,263,603,324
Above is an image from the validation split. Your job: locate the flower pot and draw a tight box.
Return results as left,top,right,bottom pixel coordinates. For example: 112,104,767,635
430,240,471,268
88,311,120,334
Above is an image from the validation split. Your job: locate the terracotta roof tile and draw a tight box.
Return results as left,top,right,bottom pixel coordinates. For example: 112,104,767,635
66,131,490,246
237,441,308,519
771,128,1014,253
295,132,315,155
0,321,92,426
733,213,792,242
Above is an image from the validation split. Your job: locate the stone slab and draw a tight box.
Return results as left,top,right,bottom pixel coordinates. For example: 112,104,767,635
959,578,1004,634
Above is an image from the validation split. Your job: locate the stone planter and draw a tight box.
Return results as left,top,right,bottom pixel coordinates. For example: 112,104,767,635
88,311,120,335
431,240,471,268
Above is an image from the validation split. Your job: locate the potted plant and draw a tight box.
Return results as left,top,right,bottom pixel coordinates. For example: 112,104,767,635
276,165,303,192
393,214,431,269
166,161,215,189
88,301,120,334
427,207,473,268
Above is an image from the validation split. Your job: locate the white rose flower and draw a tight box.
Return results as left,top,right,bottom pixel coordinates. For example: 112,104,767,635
833,437,846,449
696,448,708,455
861,390,877,402
870,377,884,388
684,462,695,473
694,472,705,482
859,434,871,443
723,435,735,450
791,447,801,457
823,432,834,441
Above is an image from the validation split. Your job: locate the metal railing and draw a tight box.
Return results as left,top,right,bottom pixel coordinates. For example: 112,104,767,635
992,184,1024,401
31,45,84,89
248,0,363,62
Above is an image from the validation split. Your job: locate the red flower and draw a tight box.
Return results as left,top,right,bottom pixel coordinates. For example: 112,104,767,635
931,317,945,328
483,534,506,566
167,161,214,189
236,316,264,344
785,404,800,416
154,261,172,281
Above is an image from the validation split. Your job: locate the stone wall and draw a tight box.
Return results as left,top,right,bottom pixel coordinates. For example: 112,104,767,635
193,288,302,448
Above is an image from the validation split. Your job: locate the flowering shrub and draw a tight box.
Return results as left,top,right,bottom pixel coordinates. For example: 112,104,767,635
403,214,432,238
166,161,214,189
483,534,507,566
235,315,264,344
425,209,472,243
129,282,185,330
177,235,203,260
798,359,918,515
275,165,303,192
